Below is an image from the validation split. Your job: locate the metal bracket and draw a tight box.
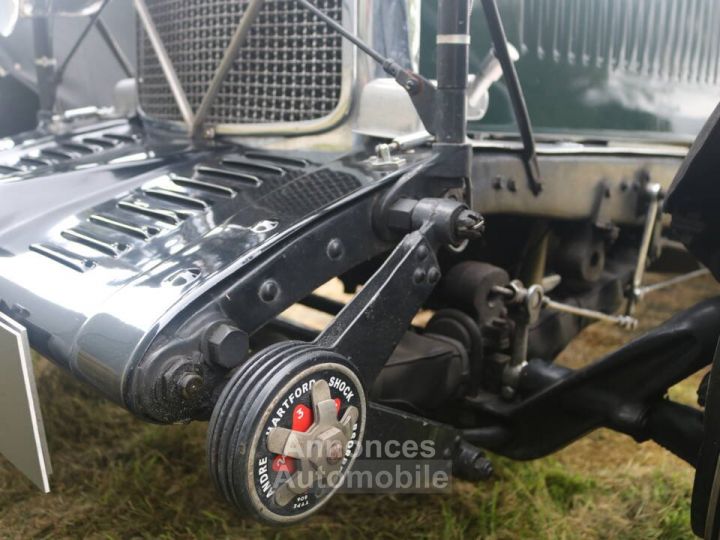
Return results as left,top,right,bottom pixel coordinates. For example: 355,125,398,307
366,143,407,170
317,197,483,385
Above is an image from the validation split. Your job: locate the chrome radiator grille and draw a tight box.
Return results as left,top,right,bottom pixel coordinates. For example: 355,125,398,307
518,0,720,84
138,0,344,127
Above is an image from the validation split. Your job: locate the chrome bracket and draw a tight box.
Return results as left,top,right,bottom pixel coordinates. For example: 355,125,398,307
366,143,407,170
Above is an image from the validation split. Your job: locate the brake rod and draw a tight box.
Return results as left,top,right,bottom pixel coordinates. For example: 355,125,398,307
493,285,638,330
542,297,638,330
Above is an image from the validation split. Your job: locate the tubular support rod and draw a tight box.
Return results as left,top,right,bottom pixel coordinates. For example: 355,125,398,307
543,298,638,330
192,0,266,136
54,0,112,86
133,0,194,126
628,182,662,313
480,0,542,195
32,15,56,120
635,268,711,299
296,0,386,65
435,0,471,145
296,0,438,134
96,18,135,78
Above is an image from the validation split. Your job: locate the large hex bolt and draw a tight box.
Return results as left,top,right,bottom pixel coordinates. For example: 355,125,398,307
204,322,250,370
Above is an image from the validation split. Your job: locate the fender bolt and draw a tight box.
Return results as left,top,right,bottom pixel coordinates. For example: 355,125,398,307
428,267,441,284
326,238,344,260
413,268,426,284
259,280,280,302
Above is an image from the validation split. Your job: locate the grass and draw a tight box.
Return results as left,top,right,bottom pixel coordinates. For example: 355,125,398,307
0,274,718,539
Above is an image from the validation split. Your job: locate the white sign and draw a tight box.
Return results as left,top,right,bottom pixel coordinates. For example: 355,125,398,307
0,312,51,492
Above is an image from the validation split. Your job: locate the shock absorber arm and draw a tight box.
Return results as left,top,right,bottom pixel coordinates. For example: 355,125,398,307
317,198,483,386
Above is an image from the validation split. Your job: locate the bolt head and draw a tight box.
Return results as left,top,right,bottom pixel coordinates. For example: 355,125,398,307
405,79,418,93
428,267,441,284
179,373,203,401
413,268,427,285
206,323,249,369
259,280,280,302
501,385,516,400
326,238,344,261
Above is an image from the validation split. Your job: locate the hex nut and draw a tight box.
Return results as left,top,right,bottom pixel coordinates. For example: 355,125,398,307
179,373,204,401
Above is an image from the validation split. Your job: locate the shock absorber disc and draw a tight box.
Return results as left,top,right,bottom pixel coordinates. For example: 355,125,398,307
207,342,366,525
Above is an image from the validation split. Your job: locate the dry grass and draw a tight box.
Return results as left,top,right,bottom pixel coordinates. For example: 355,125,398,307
0,274,718,539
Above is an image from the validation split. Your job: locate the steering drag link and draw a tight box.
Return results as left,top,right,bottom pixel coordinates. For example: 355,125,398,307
493,282,638,330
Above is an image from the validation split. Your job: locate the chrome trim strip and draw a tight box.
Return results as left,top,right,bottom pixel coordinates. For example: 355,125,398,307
118,200,185,225
221,157,285,176
29,243,96,272
61,228,127,257
169,174,237,198
437,34,471,45
141,188,211,210
470,139,689,157
89,213,162,240
195,166,263,187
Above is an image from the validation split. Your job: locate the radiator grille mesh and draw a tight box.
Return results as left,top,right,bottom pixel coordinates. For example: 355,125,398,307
138,0,344,125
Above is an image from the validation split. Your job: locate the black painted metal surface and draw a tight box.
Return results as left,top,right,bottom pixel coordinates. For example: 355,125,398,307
0,118,431,409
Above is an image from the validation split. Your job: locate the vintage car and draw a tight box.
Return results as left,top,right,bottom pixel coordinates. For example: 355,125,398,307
2,0,720,536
